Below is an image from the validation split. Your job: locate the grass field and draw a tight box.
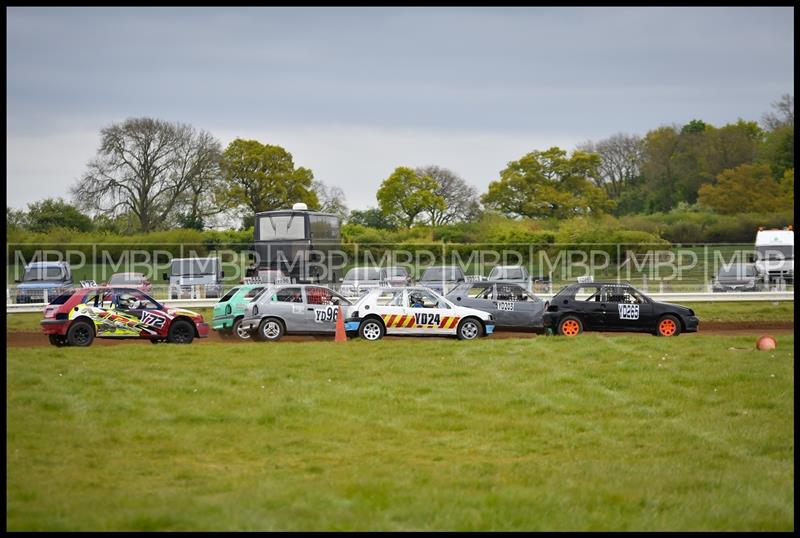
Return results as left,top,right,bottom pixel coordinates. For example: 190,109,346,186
6,335,794,531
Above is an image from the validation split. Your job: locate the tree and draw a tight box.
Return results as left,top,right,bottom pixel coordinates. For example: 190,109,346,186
174,130,224,230
347,207,398,229
577,133,643,201
761,94,794,131
311,180,349,220
414,166,481,225
71,118,221,233
481,147,612,219
218,139,318,217
376,167,445,227
698,163,791,214
26,198,94,232
7,207,28,230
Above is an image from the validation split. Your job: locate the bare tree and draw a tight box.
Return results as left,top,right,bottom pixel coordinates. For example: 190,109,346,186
577,133,643,199
415,165,481,226
761,94,794,130
71,118,222,232
175,130,224,229
311,180,348,220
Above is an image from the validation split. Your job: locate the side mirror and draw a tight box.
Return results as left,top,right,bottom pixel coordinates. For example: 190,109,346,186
221,271,225,278
162,273,168,281
332,297,340,306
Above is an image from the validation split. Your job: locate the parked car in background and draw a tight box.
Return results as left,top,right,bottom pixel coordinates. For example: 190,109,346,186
40,286,209,346
251,268,291,285
754,226,793,285
212,283,268,339
339,267,385,298
418,265,466,295
164,257,224,299
383,266,413,287
543,281,699,337
488,265,530,286
446,281,545,330
107,272,152,293
712,263,761,292
240,284,353,341
14,261,73,304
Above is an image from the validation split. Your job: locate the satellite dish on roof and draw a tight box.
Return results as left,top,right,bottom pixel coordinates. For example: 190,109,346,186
292,202,308,211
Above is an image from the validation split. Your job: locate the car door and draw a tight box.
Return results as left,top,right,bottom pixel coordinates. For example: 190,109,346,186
375,289,408,334
600,286,653,331
303,286,351,333
405,289,457,335
573,285,606,330
268,286,307,332
113,288,164,337
455,283,494,314
494,283,543,328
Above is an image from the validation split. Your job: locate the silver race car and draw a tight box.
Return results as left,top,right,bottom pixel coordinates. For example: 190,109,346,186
239,284,353,341
446,281,545,331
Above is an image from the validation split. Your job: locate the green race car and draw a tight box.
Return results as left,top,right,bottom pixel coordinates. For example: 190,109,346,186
212,284,268,339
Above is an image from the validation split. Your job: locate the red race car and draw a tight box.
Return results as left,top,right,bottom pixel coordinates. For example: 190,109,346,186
41,286,210,347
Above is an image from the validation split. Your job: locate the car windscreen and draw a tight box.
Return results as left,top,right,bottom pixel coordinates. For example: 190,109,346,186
718,265,757,277
489,267,523,279
171,259,218,276
384,267,408,278
109,274,144,284
756,245,793,260
344,268,381,281
421,267,461,281
23,266,65,282
258,214,306,240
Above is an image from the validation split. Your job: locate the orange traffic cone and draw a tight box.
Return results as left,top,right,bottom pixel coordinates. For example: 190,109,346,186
335,304,347,342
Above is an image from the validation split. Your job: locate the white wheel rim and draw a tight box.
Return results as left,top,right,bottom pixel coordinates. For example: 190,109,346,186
235,323,250,339
461,322,479,339
263,322,280,339
363,322,381,340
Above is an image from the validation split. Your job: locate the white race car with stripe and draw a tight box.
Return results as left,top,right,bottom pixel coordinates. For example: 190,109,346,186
344,287,495,341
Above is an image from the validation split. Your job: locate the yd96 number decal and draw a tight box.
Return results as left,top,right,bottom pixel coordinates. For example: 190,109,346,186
314,306,338,323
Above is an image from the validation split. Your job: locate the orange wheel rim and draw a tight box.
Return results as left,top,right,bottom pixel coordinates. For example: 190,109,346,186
659,319,676,336
561,319,580,336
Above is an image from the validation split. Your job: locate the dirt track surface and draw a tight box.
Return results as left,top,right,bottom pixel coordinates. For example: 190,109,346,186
7,321,794,348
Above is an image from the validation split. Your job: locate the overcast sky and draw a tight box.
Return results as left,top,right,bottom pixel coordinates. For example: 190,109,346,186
6,6,794,213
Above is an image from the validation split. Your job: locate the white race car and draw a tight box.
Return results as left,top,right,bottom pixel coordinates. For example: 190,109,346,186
344,287,495,341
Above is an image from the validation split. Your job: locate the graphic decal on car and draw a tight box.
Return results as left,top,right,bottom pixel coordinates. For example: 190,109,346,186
618,303,640,320
380,313,461,329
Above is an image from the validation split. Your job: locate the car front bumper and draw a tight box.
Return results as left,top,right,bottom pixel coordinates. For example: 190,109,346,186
239,317,261,333
196,323,211,338
684,316,700,333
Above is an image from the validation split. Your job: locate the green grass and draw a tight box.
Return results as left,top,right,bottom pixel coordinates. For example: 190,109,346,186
6,335,794,531
5,301,793,334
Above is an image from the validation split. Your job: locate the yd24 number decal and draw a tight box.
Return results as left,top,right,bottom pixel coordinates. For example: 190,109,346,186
414,312,441,326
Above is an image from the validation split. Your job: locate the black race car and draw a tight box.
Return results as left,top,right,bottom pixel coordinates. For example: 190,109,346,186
543,282,699,337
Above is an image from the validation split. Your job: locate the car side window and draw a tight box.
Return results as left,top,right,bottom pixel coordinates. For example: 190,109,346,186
375,289,403,306
577,285,602,301
306,286,333,305
467,284,492,299
273,287,303,303
407,290,440,309
244,286,265,299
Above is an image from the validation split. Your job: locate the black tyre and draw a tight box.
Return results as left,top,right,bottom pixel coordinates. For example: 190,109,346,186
66,320,95,347
232,318,251,340
456,318,483,340
258,318,284,342
359,318,385,341
557,316,583,336
167,319,195,344
656,315,681,337
48,334,68,347
150,339,162,344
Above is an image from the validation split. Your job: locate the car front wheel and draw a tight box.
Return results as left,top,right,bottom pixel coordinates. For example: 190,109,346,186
656,315,681,337
359,319,385,341
456,318,482,340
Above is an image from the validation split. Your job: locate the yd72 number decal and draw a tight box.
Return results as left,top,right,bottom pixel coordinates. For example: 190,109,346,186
141,311,167,328
314,306,338,323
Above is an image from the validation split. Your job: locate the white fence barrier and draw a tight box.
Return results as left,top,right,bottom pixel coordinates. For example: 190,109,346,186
5,291,794,314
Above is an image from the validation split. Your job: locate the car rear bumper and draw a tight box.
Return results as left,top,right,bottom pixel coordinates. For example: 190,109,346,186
196,323,211,338
211,315,235,330
40,319,70,335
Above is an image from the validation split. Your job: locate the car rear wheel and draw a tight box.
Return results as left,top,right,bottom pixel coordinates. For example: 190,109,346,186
167,319,195,344
232,318,251,340
456,318,482,340
48,334,68,347
359,318,385,341
66,320,95,347
557,316,583,337
656,315,681,337
258,318,284,341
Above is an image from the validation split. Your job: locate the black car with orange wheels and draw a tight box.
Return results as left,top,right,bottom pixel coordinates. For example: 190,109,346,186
543,282,699,337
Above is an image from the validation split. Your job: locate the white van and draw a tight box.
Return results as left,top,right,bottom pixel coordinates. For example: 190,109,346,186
754,227,793,285
164,257,225,299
